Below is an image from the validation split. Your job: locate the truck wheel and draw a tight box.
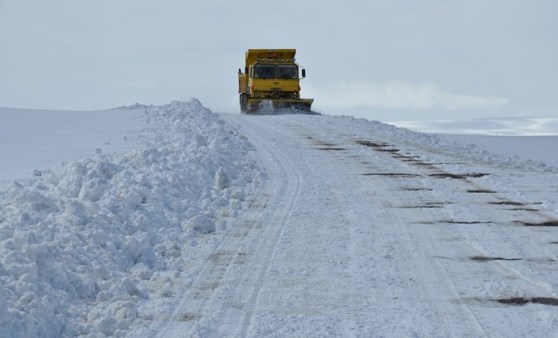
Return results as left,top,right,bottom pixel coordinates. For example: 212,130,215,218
240,94,248,113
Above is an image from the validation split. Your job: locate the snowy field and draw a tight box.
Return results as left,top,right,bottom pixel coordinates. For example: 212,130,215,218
1,100,558,337
391,117,558,168
0,106,146,189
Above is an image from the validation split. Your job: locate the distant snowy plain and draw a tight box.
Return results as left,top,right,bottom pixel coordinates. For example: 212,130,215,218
391,117,558,167
1,100,557,337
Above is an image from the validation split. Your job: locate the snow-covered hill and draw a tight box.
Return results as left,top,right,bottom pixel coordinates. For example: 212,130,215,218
1,100,558,337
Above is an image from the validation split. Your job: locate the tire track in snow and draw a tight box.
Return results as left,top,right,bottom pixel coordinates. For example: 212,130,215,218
155,116,296,337
349,134,558,335
297,129,489,336
235,117,303,337
384,175,489,337
160,113,558,336
288,118,554,334
257,115,558,336
155,191,273,337
159,115,303,337
367,138,558,298
231,114,487,335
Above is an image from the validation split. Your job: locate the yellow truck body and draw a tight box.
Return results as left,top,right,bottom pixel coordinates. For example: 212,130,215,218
238,49,313,113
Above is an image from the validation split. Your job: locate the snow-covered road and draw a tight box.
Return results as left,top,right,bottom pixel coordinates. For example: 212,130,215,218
135,113,558,337
2,102,558,337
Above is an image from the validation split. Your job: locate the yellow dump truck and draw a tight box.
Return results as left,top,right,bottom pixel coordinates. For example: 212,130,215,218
238,49,314,113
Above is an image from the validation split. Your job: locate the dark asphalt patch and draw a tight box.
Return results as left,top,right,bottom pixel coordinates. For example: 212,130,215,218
180,313,201,321
356,140,392,148
363,173,420,178
510,208,540,212
317,147,346,151
495,297,558,306
400,205,443,209
467,189,497,193
520,221,558,227
489,201,525,206
442,220,492,224
470,256,522,262
430,173,490,179
401,187,434,191
430,173,467,179
466,173,490,178
411,162,437,167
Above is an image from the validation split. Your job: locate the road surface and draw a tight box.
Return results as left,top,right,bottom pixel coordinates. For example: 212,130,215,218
136,113,558,337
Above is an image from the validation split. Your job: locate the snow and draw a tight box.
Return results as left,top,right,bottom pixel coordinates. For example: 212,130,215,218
0,106,146,190
435,134,558,168
0,100,262,337
391,116,558,136
390,116,558,168
1,100,558,337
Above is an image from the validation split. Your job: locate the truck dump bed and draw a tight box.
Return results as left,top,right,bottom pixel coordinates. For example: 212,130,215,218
245,49,296,67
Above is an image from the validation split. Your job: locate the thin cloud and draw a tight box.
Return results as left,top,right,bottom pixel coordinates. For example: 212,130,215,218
305,80,508,111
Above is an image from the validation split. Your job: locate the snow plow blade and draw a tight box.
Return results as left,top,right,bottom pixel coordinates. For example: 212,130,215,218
245,98,314,114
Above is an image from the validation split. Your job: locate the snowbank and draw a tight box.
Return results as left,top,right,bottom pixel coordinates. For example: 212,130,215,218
0,100,263,337
342,116,558,173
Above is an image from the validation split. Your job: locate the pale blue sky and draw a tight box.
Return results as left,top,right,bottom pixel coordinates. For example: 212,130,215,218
0,0,556,120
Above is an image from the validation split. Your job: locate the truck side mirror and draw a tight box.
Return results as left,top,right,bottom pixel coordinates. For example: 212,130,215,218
238,68,241,74
302,69,306,78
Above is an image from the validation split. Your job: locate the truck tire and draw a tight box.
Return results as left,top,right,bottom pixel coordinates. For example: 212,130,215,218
240,94,249,113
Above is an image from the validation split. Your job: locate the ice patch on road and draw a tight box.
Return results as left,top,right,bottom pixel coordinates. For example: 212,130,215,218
0,99,263,337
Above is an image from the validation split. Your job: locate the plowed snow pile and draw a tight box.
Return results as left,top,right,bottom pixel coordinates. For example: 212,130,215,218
0,100,263,337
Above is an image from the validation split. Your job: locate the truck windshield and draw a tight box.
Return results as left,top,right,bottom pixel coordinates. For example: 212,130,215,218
254,64,276,79
277,65,298,79
254,64,298,79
